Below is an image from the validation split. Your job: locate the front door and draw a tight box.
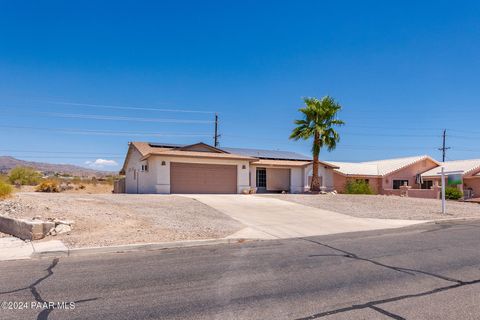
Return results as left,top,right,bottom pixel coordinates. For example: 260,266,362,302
256,168,267,192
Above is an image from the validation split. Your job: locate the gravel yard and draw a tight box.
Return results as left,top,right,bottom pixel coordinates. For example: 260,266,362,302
0,193,244,248
263,194,480,220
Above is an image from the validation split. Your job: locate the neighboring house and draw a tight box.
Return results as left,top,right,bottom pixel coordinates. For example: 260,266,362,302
328,155,440,194
120,142,338,194
421,159,480,199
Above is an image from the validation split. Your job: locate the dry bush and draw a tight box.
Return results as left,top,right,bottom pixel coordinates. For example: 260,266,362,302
0,180,13,198
35,180,60,193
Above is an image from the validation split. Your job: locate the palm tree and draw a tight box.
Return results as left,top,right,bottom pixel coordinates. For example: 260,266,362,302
290,96,345,192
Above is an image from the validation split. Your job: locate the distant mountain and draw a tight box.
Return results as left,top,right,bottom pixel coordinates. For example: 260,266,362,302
0,156,115,177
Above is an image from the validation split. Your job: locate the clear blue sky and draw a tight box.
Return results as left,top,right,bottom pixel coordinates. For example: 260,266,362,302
1,0,480,171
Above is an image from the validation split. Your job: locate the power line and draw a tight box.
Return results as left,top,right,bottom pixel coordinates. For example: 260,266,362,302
43,101,217,114
38,112,215,124
0,156,123,159
0,150,123,155
448,135,480,141
0,125,211,137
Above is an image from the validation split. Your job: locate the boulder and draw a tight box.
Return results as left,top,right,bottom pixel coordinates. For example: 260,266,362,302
54,224,72,234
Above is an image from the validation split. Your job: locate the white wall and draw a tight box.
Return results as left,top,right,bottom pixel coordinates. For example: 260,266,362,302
290,167,305,193
304,164,335,191
250,164,306,193
124,148,158,194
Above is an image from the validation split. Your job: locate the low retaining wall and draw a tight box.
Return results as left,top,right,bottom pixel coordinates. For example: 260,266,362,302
383,189,402,196
0,215,54,240
383,188,440,199
407,188,440,199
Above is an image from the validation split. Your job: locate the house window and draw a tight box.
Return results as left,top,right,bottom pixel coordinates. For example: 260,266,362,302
161,161,166,166
421,180,433,189
393,180,409,189
141,165,148,172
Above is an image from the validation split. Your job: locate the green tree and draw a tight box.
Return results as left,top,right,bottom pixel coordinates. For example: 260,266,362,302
8,166,42,185
290,96,345,192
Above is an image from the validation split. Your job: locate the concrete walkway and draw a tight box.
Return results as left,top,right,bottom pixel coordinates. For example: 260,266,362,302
183,195,428,239
0,237,67,261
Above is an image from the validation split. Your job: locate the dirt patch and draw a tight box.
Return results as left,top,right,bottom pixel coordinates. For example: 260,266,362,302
263,194,480,220
0,193,244,248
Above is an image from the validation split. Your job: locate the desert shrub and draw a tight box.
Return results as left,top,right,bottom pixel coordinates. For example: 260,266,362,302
35,180,60,193
0,180,13,198
8,166,42,186
445,186,463,200
79,184,86,189
345,180,374,195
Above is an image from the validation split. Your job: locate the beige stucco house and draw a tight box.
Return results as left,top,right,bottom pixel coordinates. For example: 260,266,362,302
421,159,480,199
120,142,338,194
328,155,440,194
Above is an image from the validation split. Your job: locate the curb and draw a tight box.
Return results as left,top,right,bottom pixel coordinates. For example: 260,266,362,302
31,238,255,259
431,217,480,224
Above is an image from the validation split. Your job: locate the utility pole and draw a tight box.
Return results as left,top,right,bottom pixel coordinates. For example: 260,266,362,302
439,129,450,162
214,113,220,147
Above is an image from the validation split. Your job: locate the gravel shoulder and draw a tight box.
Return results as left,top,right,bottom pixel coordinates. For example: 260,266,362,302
262,194,480,220
0,193,244,248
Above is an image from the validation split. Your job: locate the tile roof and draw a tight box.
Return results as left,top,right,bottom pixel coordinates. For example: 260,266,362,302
329,155,437,177
421,159,480,177
327,161,379,176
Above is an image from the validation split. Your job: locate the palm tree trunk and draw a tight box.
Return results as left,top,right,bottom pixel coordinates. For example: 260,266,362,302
311,133,321,192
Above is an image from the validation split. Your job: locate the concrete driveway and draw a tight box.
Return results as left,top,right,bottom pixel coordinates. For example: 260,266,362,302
183,195,428,239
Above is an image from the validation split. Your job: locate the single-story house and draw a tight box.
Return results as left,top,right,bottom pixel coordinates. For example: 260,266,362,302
421,159,480,199
327,155,440,194
119,142,338,194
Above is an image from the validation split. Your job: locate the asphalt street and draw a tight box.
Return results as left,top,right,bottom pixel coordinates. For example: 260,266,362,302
1,220,480,320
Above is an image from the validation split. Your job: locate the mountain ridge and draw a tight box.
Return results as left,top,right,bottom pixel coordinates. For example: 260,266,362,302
0,156,115,177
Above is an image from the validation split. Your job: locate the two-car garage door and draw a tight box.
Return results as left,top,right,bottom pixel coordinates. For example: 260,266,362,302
170,162,237,194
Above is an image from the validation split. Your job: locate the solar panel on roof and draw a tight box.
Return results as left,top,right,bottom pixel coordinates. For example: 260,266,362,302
147,142,311,161
222,147,310,161
149,142,185,148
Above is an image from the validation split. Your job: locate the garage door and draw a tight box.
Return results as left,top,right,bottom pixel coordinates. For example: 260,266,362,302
170,162,237,194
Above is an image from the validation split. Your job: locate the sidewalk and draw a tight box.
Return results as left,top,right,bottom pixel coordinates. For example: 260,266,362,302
0,237,67,261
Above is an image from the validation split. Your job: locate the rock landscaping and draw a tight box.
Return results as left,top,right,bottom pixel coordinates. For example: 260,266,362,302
264,193,480,220
0,192,244,248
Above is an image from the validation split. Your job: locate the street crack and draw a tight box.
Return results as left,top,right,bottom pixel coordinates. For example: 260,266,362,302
0,258,98,320
297,238,480,319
